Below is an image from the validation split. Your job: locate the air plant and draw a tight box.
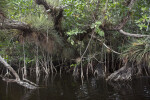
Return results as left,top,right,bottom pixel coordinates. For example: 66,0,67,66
121,38,150,66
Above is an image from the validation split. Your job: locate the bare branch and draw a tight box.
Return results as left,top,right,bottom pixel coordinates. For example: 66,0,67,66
119,29,150,38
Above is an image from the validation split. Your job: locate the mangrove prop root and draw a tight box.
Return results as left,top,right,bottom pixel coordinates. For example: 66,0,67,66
106,65,133,81
0,55,38,89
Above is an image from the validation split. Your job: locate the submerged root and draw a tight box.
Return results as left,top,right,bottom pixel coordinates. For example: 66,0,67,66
106,65,134,81
106,61,150,81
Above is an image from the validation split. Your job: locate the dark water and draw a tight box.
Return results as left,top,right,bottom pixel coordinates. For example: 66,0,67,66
0,74,150,100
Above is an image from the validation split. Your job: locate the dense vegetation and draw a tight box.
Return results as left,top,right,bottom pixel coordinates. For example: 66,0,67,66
0,0,150,87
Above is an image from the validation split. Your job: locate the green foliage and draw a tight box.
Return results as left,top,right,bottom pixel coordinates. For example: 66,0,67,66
46,0,60,7
135,14,149,30
67,28,85,36
7,0,35,19
0,30,22,62
0,0,7,11
91,21,104,36
24,14,53,31
70,64,77,67
61,0,95,30
105,0,128,24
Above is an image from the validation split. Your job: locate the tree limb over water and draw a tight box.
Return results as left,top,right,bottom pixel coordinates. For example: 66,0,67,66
0,56,38,89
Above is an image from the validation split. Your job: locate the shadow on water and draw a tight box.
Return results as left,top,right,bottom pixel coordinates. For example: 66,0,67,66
0,75,150,100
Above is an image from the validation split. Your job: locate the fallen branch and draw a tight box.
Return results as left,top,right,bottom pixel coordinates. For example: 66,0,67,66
0,55,38,89
119,29,150,38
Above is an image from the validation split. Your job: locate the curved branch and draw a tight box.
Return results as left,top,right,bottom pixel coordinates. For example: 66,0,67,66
119,29,150,38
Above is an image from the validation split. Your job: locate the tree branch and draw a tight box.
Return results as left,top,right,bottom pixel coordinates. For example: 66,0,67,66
119,29,150,38
0,55,38,89
0,19,31,31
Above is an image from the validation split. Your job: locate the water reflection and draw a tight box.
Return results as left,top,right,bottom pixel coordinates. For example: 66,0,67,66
20,90,35,100
107,77,150,100
0,76,150,100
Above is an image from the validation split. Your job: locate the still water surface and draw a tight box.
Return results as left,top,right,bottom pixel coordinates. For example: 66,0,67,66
0,74,150,100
